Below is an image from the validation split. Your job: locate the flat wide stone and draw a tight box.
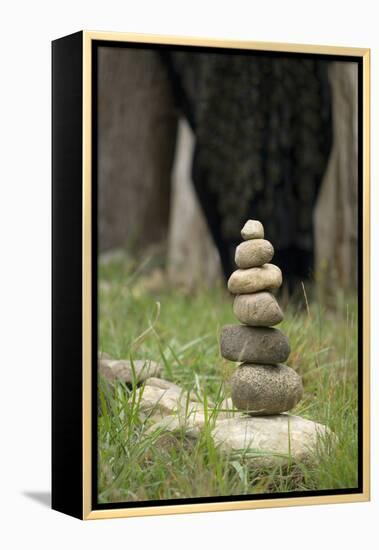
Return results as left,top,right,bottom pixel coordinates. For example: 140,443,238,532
220,325,290,364
212,414,334,467
228,264,282,295
235,239,274,269
146,403,230,439
233,292,283,326
231,363,303,414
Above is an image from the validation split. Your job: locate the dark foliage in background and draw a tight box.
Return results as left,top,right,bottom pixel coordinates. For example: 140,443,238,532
163,51,332,287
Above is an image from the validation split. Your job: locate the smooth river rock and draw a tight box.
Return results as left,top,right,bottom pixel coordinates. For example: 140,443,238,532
231,364,303,415
212,414,334,467
99,358,162,385
241,219,264,240
228,264,282,294
220,325,290,364
235,239,274,269
134,378,200,421
233,292,283,326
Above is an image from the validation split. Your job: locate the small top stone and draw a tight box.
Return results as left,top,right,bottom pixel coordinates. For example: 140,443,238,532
241,220,264,240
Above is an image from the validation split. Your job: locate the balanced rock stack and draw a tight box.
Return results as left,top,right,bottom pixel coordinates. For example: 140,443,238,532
221,220,303,415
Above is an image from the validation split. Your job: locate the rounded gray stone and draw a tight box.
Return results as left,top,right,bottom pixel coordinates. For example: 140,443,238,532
241,220,264,240
231,363,303,415
235,239,274,269
220,325,290,364
233,292,283,326
228,264,282,295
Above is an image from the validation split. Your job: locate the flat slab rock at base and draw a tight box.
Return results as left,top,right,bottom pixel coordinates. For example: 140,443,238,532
147,396,236,438
212,414,333,467
122,376,333,469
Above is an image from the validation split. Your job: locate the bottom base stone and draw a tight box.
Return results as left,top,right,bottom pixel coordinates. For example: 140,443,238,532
139,379,335,469
212,414,334,467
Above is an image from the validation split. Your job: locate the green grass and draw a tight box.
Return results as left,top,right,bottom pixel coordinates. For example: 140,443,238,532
98,253,358,504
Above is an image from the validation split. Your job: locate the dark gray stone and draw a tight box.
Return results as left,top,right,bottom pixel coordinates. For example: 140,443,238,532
220,325,290,364
212,414,333,466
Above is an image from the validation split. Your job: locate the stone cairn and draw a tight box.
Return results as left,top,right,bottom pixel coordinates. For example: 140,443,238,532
220,220,303,416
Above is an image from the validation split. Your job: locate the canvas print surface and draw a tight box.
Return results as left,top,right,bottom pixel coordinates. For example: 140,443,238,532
96,43,360,507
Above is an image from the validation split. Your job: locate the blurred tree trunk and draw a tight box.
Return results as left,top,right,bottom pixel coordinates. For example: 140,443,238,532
98,47,178,253
314,62,358,291
167,119,222,288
